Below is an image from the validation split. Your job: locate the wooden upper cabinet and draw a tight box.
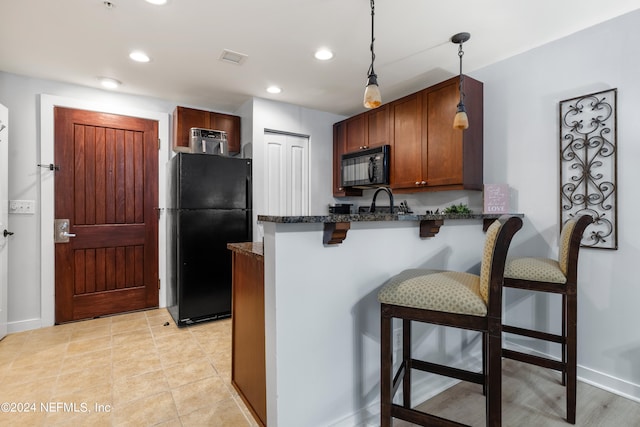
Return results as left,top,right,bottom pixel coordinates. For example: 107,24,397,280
210,112,241,155
366,104,390,148
390,93,424,189
333,121,362,197
173,106,209,151
172,106,241,154
332,75,482,196
426,75,483,191
344,114,366,153
391,75,483,192
425,82,463,186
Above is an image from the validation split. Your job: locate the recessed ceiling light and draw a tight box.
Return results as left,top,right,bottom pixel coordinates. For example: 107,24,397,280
145,0,167,5
129,50,150,63
99,77,121,89
314,49,334,61
266,86,282,94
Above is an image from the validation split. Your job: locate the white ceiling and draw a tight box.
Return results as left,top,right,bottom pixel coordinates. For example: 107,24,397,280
1,0,639,117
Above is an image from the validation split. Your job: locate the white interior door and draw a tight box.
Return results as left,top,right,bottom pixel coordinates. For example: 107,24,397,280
264,131,309,216
0,103,9,340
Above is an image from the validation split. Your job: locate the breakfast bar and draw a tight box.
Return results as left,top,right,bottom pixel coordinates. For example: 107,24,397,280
255,213,522,427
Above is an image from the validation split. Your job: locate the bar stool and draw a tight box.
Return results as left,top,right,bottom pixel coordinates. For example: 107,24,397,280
502,214,592,424
379,215,523,427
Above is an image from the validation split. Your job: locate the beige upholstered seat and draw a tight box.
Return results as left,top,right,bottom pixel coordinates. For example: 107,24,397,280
502,215,592,425
378,216,523,427
504,257,566,284
378,269,487,316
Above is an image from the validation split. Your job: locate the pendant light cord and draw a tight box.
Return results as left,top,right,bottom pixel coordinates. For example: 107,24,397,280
458,42,465,106
368,0,376,77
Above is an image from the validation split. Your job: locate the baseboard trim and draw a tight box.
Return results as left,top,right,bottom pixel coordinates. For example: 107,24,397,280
504,340,640,403
331,341,640,426
7,318,42,334
578,365,640,403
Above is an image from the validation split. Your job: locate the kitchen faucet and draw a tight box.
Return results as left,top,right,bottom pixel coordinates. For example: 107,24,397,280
369,187,394,213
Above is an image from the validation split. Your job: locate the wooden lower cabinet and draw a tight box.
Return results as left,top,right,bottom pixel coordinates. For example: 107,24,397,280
230,245,266,426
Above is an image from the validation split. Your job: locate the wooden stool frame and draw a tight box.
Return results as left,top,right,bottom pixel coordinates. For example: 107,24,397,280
380,216,523,427
502,214,592,424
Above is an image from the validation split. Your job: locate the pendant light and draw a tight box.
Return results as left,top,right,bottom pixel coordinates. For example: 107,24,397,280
363,0,381,109
451,32,470,130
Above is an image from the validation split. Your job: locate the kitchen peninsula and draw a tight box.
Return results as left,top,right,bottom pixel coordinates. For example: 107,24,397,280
255,212,522,426
228,242,266,427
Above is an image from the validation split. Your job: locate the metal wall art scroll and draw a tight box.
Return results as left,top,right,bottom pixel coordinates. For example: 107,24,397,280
560,88,617,250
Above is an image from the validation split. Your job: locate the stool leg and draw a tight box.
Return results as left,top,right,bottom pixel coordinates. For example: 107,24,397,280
562,293,567,386
567,291,577,424
381,310,393,427
482,333,487,396
402,319,411,408
486,327,502,427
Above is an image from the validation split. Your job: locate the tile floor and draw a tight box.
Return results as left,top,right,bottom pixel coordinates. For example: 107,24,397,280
0,309,259,427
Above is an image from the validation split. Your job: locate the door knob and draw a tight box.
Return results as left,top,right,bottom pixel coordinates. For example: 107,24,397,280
3,229,13,237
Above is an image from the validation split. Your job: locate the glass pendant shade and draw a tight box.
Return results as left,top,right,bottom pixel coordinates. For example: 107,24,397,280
453,103,469,130
363,74,381,109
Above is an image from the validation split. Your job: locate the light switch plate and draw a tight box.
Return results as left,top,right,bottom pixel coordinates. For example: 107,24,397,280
9,200,36,214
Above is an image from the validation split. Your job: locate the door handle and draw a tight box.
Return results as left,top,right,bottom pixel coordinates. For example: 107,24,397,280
54,219,75,243
3,229,13,237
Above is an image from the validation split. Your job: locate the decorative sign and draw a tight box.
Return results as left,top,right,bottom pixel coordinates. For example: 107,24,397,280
483,184,509,214
559,88,617,250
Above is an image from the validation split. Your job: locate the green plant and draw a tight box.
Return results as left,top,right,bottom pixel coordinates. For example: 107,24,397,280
443,203,472,214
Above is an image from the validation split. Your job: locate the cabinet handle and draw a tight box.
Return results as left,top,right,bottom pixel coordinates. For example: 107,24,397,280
421,181,427,185
415,181,420,185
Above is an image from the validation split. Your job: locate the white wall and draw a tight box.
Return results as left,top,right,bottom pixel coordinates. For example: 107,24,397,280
0,72,175,331
473,9,640,399
238,97,347,241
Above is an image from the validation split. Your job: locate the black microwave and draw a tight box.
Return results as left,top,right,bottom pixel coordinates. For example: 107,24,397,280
341,145,390,188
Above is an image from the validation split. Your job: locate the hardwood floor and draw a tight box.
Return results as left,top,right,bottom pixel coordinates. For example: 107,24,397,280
394,358,640,426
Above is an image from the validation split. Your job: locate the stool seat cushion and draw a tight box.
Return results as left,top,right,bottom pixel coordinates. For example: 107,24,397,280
378,269,487,316
504,257,567,284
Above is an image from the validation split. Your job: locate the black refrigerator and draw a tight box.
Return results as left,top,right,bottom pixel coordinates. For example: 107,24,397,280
167,153,252,327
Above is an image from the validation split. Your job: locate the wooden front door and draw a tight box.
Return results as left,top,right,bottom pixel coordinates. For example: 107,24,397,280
54,107,159,323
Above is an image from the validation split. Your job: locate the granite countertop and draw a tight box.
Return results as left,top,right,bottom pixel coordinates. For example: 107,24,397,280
258,213,521,224
227,242,264,258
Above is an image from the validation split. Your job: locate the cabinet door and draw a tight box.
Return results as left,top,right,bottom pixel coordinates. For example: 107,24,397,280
344,114,366,153
390,93,424,189
425,82,463,186
173,106,209,151
366,104,390,148
332,122,362,197
210,112,241,155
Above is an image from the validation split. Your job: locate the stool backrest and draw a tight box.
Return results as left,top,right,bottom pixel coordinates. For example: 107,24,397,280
480,216,523,309
558,215,594,282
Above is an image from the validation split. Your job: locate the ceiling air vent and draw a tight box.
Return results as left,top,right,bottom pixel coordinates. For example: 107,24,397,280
219,49,248,65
